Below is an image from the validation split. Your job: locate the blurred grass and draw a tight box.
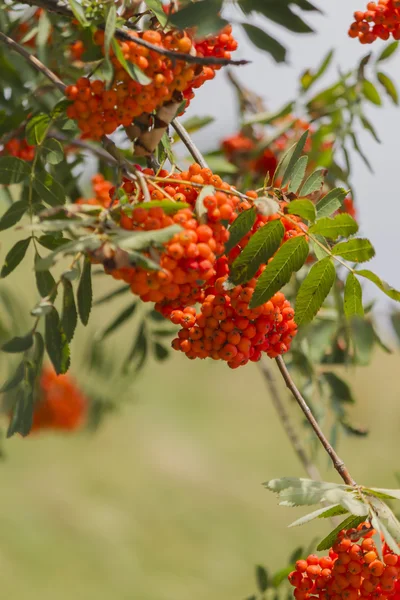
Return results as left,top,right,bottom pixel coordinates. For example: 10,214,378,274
1,345,400,599
1,225,400,600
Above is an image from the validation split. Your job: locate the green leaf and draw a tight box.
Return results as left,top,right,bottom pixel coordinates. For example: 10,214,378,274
351,132,373,172
288,156,308,194
241,24,286,63
264,477,351,507
351,317,375,366
272,566,294,588
344,272,364,318
371,513,384,560
41,138,64,165
243,102,294,127
2,332,33,353
316,188,347,218
97,302,137,341
153,341,169,361
300,49,334,91
323,372,355,404
0,156,30,185
33,170,66,206
7,384,34,438
176,115,214,137
195,185,215,223
124,322,148,371
0,361,25,394
35,252,56,298
144,0,168,26
366,488,400,501
242,0,314,33
36,9,52,49
26,113,50,145
225,206,257,254
230,219,285,285
295,257,336,326
362,79,382,106
287,199,316,222
67,0,89,26
289,504,348,527
171,0,226,37
37,234,71,250
35,237,100,272
201,155,238,175
127,250,161,272
111,39,151,86
61,279,78,342
1,237,31,278
45,308,70,374
116,225,182,251
94,284,130,306
299,168,325,196
309,213,358,240
332,238,375,263
317,516,366,551
77,257,92,326
255,565,269,593
377,71,399,105
356,269,400,302
392,313,400,343
281,131,309,187
131,200,190,215
0,200,28,231
360,114,381,143
250,236,309,308
377,41,398,62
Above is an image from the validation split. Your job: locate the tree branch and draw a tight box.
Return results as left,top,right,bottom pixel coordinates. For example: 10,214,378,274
171,119,208,168
258,360,323,483
0,31,66,93
21,0,250,67
275,356,356,486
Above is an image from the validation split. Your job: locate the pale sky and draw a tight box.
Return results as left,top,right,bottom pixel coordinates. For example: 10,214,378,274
183,0,400,308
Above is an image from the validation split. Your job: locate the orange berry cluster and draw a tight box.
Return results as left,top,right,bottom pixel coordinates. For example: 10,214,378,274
349,1,400,43
29,367,87,433
76,173,114,207
170,285,297,368
2,138,35,161
108,164,237,306
221,117,327,183
82,163,304,367
288,521,400,600
182,26,238,108
340,197,357,220
65,26,237,139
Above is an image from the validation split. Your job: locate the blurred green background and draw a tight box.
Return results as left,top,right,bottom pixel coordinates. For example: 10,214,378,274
1,233,400,599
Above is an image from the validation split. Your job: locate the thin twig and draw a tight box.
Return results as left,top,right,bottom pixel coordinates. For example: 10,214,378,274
258,360,341,526
171,120,208,169
22,0,249,67
258,359,323,482
0,31,66,93
275,356,356,486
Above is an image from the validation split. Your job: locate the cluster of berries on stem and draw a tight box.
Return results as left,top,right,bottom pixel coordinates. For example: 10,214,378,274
2,138,35,161
349,1,400,43
84,162,305,368
65,26,237,139
289,521,400,600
